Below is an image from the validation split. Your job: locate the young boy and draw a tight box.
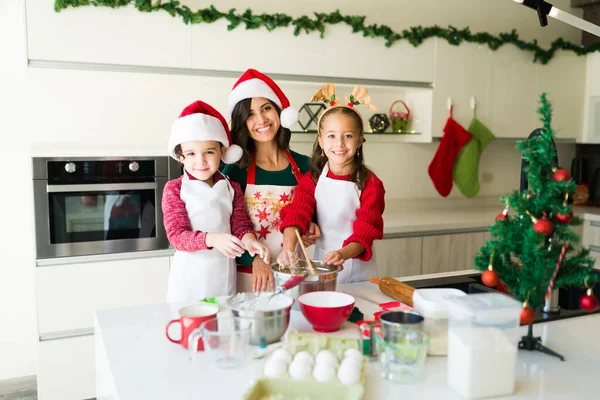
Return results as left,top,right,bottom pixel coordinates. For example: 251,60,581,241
163,100,269,303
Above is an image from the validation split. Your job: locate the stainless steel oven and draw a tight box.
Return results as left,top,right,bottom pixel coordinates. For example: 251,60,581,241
33,156,180,259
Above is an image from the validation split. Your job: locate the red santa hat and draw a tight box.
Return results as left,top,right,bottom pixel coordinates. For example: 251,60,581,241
227,69,298,129
168,100,243,164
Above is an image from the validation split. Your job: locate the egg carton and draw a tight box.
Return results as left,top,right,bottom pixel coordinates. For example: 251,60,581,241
244,333,367,400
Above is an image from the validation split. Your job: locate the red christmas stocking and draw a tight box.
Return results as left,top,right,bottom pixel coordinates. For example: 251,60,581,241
428,108,472,197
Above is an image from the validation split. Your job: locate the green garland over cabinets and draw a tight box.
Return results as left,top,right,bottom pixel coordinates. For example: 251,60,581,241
54,1,600,64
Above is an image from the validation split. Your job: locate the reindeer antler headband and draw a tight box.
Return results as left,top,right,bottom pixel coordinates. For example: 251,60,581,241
311,83,377,129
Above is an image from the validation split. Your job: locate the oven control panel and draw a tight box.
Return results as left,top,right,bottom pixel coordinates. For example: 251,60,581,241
47,160,157,184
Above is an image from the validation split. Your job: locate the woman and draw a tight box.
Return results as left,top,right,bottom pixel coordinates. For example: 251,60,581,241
223,69,320,292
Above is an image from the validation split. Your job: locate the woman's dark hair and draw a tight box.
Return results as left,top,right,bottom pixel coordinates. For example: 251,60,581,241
309,107,372,190
230,98,292,170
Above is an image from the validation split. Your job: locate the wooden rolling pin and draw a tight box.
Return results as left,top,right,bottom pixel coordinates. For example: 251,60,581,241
370,276,416,307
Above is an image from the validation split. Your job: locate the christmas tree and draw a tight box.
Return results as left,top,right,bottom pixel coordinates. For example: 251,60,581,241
474,93,598,330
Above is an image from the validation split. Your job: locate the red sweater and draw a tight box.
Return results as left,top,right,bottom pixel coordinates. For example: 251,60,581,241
280,170,385,261
162,173,254,252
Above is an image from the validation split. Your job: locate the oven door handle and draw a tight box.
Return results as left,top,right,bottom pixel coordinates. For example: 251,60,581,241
46,182,158,193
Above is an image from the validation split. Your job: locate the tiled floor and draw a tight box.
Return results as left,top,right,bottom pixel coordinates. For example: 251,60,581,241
0,377,37,400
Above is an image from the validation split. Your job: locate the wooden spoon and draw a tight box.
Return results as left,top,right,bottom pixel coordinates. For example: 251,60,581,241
294,228,316,274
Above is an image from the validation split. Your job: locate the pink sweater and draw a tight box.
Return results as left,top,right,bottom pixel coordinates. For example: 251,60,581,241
162,173,254,252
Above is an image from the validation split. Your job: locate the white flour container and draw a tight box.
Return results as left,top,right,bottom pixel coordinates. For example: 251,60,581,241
446,293,521,399
412,288,466,355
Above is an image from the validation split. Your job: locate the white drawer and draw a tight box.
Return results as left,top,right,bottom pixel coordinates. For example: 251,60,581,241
36,257,169,334
37,335,95,400
582,220,600,247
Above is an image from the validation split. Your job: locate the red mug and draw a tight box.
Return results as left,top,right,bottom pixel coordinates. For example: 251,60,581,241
165,304,218,350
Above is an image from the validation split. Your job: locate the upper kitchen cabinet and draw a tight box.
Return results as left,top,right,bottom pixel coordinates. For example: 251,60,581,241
322,25,435,83
486,46,538,138
432,40,490,138
537,51,586,140
190,21,327,76
26,1,192,68
582,53,600,144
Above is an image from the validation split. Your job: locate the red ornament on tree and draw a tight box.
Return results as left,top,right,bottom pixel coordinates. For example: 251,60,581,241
482,269,499,287
533,218,554,236
520,305,535,325
495,213,507,221
580,288,599,311
552,168,571,182
555,211,574,224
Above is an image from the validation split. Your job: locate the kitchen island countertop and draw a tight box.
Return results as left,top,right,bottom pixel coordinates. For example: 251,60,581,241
95,281,600,400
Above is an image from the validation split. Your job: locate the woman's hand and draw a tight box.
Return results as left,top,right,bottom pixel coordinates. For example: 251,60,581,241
252,256,274,292
243,236,270,264
277,249,299,267
322,249,346,266
205,233,245,258
301,222,321,247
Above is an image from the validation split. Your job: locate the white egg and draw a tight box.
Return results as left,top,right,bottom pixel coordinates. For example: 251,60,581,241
264,358,287,379
270,348,292,364
344,348,364,362
288,359,312,380
337,361,362,385
340,357,362,370
293,350,314,366
315,349,339,367
312,363,336,383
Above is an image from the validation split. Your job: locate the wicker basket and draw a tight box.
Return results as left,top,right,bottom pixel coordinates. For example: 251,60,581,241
389,100,411,133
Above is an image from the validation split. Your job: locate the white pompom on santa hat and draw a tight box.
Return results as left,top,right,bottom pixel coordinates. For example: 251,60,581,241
168,100,243,164
227,68,298,129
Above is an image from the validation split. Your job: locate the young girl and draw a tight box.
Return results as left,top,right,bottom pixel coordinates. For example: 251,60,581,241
277,84,385,283
163,100,269,303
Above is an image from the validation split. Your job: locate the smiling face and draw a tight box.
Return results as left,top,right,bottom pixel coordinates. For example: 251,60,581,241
178,140,223,184
245,97,281,144
317,110,363,175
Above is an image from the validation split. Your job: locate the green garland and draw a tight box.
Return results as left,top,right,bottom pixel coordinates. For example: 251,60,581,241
54,0,599,64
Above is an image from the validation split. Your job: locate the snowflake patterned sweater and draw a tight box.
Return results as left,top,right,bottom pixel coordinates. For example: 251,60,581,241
280,170,385,261
162,172,254,252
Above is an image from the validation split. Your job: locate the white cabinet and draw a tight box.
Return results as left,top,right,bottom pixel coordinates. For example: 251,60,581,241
37,335,95,400
537,51,586,140
581,219,600,268
486,46,539,138
35,255,169,400
432,41,490,138
26,1,191,68
36,256,169,334
582,53,600,143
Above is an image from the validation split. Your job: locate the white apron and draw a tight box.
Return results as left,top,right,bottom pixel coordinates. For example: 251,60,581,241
237,150,304,292
166,172,236,303
313,164,377,284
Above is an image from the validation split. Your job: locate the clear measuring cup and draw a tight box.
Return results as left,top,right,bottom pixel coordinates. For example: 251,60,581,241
188,315,252,369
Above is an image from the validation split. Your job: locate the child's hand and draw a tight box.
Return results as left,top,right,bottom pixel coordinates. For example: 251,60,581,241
322,250,346,266
301,222,321,247
246,238,270,264
277,249,299,267
205,233,245,258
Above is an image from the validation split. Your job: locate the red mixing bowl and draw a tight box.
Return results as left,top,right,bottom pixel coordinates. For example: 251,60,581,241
297,291,355,332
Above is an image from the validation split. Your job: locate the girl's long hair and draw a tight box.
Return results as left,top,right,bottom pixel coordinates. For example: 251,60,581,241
229,99,292,170
309,107,372,190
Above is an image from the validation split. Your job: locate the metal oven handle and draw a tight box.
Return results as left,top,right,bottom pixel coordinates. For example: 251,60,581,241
46,182,158,193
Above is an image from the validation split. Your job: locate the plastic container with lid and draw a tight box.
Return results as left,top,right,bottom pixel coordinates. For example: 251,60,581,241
446,293,522,399
412,288,466,356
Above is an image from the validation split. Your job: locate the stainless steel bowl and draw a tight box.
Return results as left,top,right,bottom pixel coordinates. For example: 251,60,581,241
271,260,342,311
227,292,293,346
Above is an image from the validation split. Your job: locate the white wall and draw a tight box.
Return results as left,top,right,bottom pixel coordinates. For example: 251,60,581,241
0,0,583,380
